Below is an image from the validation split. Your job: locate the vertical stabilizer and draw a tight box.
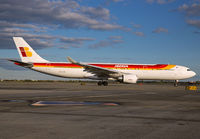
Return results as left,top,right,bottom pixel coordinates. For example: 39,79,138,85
13,37,48,63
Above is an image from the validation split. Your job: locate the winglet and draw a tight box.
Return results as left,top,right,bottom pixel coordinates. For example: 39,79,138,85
67,56,77,64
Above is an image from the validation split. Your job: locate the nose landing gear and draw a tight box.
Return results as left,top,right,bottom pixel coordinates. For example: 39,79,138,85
97,81,108,86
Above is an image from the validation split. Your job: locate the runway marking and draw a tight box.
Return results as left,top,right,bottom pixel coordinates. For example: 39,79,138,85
0,100,26,102
31,101,119,106
0,99,120,106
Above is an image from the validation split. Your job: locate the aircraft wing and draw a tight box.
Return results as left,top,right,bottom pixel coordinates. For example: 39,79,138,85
67,57,122,78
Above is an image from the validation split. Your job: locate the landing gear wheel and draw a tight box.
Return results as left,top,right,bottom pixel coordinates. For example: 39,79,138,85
174,80,178,87
97,81,102,86
97,81,108,86
102,81,108,86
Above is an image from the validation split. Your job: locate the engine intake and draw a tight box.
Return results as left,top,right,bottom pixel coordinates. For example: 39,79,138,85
122,74,138,83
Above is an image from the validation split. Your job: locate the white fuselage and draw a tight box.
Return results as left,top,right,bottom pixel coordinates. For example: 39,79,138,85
12,37,196,83
31,63,196,81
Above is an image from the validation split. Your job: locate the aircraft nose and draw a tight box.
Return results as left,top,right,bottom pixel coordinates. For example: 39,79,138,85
192,71,196,77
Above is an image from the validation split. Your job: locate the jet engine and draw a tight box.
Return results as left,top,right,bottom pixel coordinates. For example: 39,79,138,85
122,74,138,83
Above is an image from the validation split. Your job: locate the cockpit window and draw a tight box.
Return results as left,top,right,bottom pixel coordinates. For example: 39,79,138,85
187,69,191,71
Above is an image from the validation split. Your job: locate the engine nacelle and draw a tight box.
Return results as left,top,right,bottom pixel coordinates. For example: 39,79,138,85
122,74,138,84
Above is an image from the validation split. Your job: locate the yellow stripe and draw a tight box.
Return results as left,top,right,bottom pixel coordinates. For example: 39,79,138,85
34,65,83,68
161,65,176,70
34,65,176,70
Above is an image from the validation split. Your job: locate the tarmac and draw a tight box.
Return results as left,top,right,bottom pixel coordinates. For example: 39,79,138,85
0,81,200,139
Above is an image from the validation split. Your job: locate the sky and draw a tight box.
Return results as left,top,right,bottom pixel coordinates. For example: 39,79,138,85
0,0,200,81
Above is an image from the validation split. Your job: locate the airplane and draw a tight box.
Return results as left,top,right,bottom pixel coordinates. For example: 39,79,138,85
9,37,196,86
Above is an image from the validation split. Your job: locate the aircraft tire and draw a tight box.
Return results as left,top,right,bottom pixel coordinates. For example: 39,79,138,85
98,81,102,86
102,81,108,86
174,80,178,87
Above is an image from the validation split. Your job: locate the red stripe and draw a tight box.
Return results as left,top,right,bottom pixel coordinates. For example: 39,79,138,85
34,63,81,67
19,47,27,57
33,63,169,69
19,47,25,52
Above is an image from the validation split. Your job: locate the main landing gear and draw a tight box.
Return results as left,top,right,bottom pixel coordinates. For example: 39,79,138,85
174,80,179,87
97,81,108,86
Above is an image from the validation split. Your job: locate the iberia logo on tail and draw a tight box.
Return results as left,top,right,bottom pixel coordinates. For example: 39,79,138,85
19,47,32,57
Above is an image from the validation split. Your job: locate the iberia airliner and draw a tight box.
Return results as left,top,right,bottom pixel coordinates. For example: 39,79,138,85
9,37,196,86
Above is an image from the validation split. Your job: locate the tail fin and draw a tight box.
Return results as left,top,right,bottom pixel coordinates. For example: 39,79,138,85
13,37,49,63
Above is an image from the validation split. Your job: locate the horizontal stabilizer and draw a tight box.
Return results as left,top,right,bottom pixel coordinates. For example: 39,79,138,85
8,59,33,68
